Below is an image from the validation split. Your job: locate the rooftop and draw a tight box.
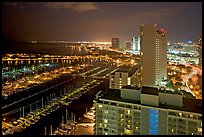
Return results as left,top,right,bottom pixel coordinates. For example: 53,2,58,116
141,86,159,95
112,65,139,77
116,65,130,73
141,86,182,96
122,85,140,90
96,88,202,114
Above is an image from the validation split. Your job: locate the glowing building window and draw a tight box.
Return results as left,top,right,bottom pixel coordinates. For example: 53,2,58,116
198,128,202,132
124,129,132,135
127,110,130,114
149,109,158,135
100,123,102,128
98,105,103,108
128,78,131,85
104,119,108,123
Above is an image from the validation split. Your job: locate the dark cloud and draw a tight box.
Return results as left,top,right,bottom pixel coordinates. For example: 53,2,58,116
2,2,202,42
44,2,98,13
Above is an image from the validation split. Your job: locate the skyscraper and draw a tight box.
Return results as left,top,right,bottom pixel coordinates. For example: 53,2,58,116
112,37,120,49
140,24,167,87
197,37,202,66
132,37,140,51
126,41,132,50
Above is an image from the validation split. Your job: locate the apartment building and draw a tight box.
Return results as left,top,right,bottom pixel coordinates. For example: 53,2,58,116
109,65,140,89
93,86,202,135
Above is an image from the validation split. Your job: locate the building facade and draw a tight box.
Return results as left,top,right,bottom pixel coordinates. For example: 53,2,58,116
112,37,120,49
126,41,132,50
109,65,140,89
197,37,202,66
132,37,140,51
140,25,167,87
94,86,202,135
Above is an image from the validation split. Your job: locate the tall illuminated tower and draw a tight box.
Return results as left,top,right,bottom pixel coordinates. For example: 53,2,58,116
140,24,167,87
197,37,202,66
132,37,140,51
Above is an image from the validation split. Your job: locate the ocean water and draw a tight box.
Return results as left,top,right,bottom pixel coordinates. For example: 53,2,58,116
2,43,87,55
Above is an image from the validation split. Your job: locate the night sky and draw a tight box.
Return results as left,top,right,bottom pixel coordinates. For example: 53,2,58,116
2,2,202,42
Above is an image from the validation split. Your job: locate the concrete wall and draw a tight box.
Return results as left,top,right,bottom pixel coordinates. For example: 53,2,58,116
121,88,141,101
159,92,183,107
140,107,149,135
141,94,159,107
158,110,168,135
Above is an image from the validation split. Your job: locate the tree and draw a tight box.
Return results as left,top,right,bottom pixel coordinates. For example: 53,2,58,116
166,80,174,89
175,82,182,90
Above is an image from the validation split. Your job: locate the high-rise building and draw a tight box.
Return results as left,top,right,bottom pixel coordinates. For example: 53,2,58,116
93,24,202,135
94,86,202,135
112,37,120,49
109,65,140,89
119,41,126,51
126,41,132,50
140,24,167,87
132,37,140,51
197,37,202,66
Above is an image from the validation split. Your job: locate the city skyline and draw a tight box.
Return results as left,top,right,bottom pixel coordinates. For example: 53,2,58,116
2,2,202,43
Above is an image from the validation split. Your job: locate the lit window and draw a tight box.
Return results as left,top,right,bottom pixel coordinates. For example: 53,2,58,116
120,114,123,117
136,127,139,130
100,123,102,128
198,128,202,132
127,110,130,114
104,124,107,128
124,128,132,135
171,129,174,132
104,119,108,123
179,113,182,117
127,78,131,85
127,125,130,128
105,132,108,135
98,105,103,108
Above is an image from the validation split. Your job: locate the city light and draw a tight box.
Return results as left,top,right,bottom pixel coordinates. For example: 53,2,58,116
2,2,202,136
